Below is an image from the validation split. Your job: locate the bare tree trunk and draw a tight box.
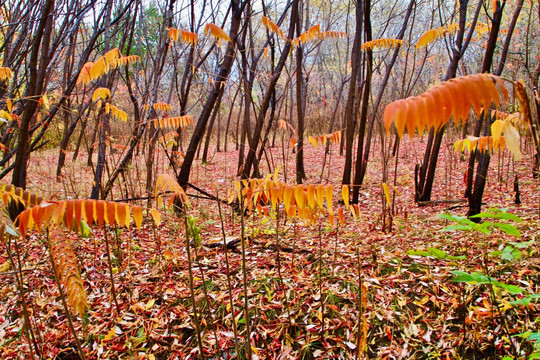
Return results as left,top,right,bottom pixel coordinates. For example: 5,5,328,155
468,0,505,218
416,0,480,202
351,0,372,204
241,0,297,179
341,0,363,188
295,3,306,183
178,1,245,188
357,0,415,189
202,90,224,163
12,0,55,188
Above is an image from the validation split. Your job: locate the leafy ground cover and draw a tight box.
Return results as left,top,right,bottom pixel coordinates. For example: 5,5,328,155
1,138,539,359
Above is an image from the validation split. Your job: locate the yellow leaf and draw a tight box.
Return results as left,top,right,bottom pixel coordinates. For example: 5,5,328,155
316,184,325,210
341,185,349,208
294,186,306,210
307,184,317,210
308,136,318,148
491,119,505,144
0,67,13,81
103,327,116,341
362,38,406,51
283,185,294,212
503,123,522,160
382,183,391,205
0,261,10,273
92,87,111,101
146,298,155,310
325,185,333,215
150,209,161,226
273,166,280,181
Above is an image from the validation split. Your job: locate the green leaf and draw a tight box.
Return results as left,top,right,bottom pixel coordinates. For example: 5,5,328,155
78,220,92,238
451,271,489,284
438,213,462,222
502,246,521,261
408,250,432,257
491,280,523,294
446,254,467,260
510,240,533,249
473,222,493,234
426,247,447,259
511,294,540,306
491,245,521,261
492,222,520,237
443,224,474,232
471,210,522,222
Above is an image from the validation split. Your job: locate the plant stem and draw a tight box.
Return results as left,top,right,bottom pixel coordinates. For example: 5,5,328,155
275,207,292,328
5,236,39,359
239,196,252,359
183,212,205,360
318,221,325,336
194,245,219,354
216,192,240,356
356,245,364,360
103,229,120,314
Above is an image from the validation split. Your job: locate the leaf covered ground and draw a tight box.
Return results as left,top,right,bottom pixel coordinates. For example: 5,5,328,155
1,138,539,359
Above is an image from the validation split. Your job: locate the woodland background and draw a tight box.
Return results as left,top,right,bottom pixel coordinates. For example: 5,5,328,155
0,0,539,359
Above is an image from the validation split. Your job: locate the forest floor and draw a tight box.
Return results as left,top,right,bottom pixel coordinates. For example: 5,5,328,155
1,136,539,359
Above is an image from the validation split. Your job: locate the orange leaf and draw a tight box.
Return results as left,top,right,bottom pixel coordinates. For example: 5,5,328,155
204,23,231,42
84,200,95,225
74,200,83,228
18,208,30,235
384,74,508,138
106,202,116,225
95,200,106,227
116,203,128,227
65,201,74,231
132,206,143,229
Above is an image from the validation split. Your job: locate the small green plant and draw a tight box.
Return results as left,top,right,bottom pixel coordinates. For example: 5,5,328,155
187,215,202,247
436,207,539,359
408,247,466,260
439,207,521,236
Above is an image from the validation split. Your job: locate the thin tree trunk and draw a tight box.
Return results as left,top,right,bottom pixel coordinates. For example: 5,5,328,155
12,0,54,188
178,1,244,188
351,0,372,204
468,0,505,218
241,0,297,179
341,0,363,187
